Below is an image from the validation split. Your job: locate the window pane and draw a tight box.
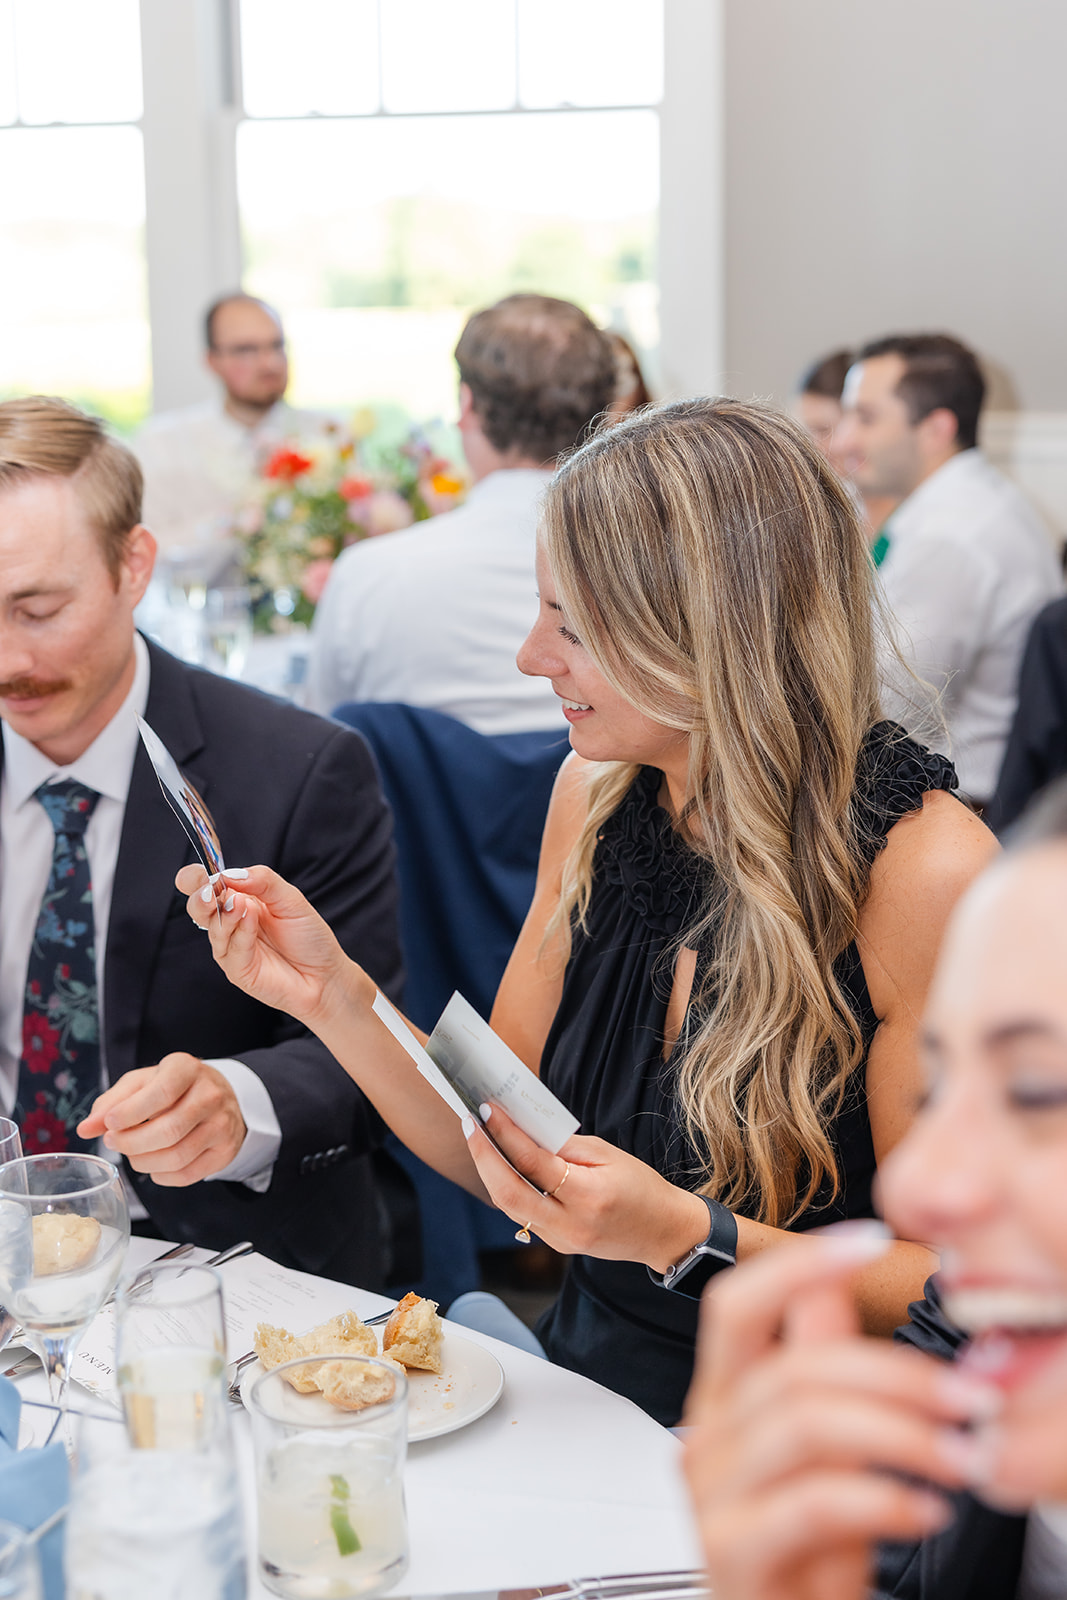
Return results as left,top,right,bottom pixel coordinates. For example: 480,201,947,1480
237,110,658,419
0,127,149,429
240,0,380,117
0,1,15,125
380,0,515,114
518,0,663,108
14,0,142,124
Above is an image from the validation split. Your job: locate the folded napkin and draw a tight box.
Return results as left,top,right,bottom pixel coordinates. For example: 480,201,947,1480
0,1376,67,1600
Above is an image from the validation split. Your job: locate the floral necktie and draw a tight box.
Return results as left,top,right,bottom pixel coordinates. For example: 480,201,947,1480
15,780,102,1154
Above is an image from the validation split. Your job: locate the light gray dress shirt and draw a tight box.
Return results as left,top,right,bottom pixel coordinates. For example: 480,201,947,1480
876,448,1062,801
306,467,567,734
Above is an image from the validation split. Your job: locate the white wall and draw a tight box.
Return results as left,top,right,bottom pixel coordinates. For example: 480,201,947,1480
721,0,1067,411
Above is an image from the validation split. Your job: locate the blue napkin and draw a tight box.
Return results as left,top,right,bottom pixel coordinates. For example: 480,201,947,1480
0,1375,67,1600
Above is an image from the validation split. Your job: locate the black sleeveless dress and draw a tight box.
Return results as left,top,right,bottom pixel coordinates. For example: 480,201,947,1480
535,722,958,1426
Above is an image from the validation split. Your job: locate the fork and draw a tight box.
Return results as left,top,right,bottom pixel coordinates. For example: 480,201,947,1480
226,1305,396,1402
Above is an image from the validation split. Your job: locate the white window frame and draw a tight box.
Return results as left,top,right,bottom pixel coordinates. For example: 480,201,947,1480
139,0,722,413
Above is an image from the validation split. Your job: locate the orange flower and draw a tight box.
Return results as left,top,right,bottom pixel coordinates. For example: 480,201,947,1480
265,447,314,480
430,471,464,496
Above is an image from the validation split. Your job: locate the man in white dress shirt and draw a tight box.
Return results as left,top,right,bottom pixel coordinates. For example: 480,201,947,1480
838,333,1061,804
306,293,617,734
134,293,326,568
0,397,403,1283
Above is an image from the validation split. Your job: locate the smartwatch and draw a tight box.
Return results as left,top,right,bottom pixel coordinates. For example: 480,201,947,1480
647,1195,737,1300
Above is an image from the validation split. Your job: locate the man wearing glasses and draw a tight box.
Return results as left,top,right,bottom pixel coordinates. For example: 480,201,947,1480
135,294,328,571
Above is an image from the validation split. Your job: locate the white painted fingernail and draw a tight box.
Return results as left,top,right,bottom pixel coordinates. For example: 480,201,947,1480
223,893,236,912
200,885,213,903
460,1115,476,1139
478,1103,492,1122
240,906,248,920
209,872,222,884
224,867,249,880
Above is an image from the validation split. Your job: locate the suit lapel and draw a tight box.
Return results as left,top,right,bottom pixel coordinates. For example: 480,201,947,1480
104,642,210,1083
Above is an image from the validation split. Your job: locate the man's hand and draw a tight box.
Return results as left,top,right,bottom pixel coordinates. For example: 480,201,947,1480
77,1053,247,1185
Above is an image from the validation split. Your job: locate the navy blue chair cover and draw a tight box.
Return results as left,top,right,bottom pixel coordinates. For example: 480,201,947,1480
332,702,569,1304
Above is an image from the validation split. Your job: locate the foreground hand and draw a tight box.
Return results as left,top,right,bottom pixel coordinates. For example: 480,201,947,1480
681,1230,999,1600
77,1053,247,1185
462,1103,710,1270
177,864,357,1027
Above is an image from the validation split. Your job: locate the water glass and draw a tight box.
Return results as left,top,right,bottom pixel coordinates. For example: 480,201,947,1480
204,587,253,678
66,1409,245,1600
115,1264,227,1450
250,1355,409,1599
0,1123,23,1357
0,1520,41,1600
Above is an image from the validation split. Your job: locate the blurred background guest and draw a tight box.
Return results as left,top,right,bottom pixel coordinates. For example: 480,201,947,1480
306,293,616,734
838,332,1061,807
604,329,653,422
795,347,898,549
134,294,328,573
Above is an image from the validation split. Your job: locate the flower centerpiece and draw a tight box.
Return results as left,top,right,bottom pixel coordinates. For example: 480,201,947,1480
234,413,466,632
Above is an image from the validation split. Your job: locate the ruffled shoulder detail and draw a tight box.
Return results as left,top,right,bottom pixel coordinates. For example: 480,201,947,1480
596,767,704,934
851,721,959,869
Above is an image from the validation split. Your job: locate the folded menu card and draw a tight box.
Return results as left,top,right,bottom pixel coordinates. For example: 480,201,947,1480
137,715,226,876
372,990,578,1155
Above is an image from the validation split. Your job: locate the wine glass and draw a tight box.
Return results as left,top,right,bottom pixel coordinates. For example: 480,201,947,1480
204,586,253,679
0,1121,22,1356
0,1154,129,1445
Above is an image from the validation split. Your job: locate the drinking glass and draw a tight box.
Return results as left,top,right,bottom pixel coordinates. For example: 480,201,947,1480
0,1520,42,1600
66,1404,245,1600
115,1263,227,1450
204,587,253,679
0,1154,129,1438
250,1355,409,1599
0,1123,22,1356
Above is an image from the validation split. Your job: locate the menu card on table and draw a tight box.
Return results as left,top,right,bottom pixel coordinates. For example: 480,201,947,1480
70,1250,388,1403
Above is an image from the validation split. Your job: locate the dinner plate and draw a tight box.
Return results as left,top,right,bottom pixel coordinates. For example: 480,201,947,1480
239,1331,505,1443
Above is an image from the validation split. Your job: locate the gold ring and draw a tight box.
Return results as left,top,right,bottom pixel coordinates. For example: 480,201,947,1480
547,1161,570,1200
514,1223,533,1244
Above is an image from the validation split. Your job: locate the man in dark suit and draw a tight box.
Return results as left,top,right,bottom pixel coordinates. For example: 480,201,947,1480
0,396,402,1286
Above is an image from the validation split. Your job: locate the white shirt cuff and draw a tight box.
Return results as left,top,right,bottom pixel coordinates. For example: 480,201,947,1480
203,1058,282,1193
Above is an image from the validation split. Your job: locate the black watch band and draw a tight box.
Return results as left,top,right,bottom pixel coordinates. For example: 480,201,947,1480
647,1195,737,1301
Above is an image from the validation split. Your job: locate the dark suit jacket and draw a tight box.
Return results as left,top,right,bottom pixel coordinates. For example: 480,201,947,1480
989,595,1067,835
19,639,404,1285
874,1278,1028,1599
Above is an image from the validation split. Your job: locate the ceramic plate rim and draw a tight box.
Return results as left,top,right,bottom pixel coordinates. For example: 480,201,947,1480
239,1331,504,1442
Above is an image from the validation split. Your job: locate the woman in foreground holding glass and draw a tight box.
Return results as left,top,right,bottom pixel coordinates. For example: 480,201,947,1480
681,785,1067,1599
181,399,996,1424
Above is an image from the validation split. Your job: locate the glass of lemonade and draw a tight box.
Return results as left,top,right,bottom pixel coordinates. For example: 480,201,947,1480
250,1355,409,1600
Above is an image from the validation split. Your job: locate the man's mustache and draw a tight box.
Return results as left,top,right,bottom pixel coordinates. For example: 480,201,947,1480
0,677,72,700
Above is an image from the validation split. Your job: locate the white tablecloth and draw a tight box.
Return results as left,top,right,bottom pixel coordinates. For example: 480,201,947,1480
21,1238,702,1597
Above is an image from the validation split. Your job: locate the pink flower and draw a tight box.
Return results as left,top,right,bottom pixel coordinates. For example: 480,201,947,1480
299,559,335,606
364,490,415,538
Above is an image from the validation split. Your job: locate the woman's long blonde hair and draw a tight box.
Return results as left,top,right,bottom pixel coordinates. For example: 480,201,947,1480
545,398,885,1227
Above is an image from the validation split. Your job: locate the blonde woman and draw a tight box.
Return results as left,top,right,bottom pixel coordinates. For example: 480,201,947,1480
180,400,996,1425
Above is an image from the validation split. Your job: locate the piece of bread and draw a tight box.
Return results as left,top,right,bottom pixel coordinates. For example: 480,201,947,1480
317,1355,403,1412
381,1291,444,1374
254,1311,378,1393
32,1213,101,1276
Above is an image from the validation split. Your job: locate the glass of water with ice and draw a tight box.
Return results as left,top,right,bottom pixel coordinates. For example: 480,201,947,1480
250,1354,409,1599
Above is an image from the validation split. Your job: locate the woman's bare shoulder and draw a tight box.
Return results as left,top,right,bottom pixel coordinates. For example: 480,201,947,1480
859,788,999,1019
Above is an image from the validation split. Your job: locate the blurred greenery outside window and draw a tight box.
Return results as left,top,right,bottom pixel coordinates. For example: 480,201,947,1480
1,0,661,436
